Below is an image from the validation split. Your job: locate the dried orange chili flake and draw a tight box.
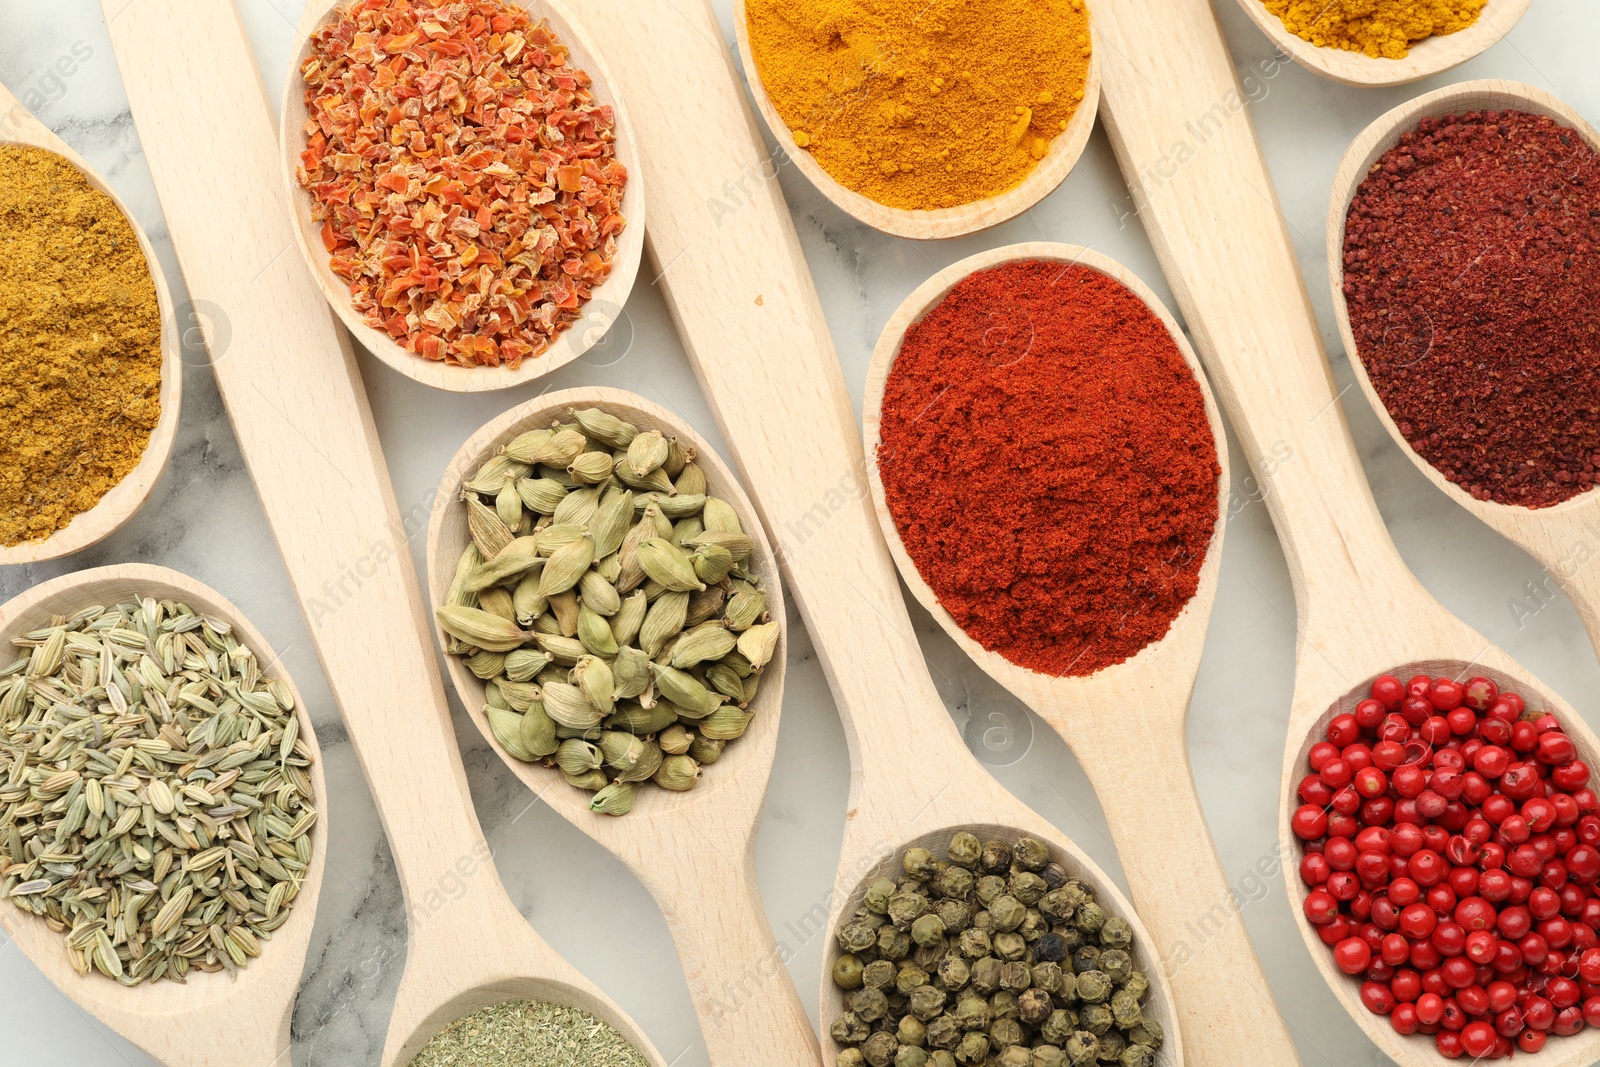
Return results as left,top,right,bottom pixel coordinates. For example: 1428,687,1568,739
297,0,628,369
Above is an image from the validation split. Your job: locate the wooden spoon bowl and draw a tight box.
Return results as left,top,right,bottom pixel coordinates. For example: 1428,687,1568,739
1328,80,1600,654
731,0,1101,240
861,242,1299,1065
0,86,181,565
428,387,817,1063
1231,0,1531,87
279,0,646,393
0,564,326,1067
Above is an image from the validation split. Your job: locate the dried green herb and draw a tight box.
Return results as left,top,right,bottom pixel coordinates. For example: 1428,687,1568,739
408,1000,648,1067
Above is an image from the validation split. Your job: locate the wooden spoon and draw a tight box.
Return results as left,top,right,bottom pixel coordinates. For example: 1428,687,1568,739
1230,0,1531,88
100,5,668,1065
1327,80,1600,656
862,241,1301,1065
729,0,1100,240
0,83,181,565
556,3,1181,1063
428,386,819,1065
278,0,647,394
0,563,326,1067
1094,3,1600,1063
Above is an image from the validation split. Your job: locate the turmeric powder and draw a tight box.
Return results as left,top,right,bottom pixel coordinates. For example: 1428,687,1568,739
744,0,1092,211
0,145,163,547
1262,0,1486,59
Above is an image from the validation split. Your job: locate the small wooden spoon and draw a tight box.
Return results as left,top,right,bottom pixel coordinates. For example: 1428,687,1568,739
730,0,1100,240
1328,80,1600,655
100,6,669,1065
1095,3,1600,1064
278,0,646,394
862,242,1301,1065
0,563,326,1067
428,386,819,1065
1230,0,1531,88
0,83,181,565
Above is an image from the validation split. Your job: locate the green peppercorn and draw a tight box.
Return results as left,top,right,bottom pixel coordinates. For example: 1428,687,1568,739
1110,989,1141,1029
998,960,1031,993
1055,924,1086,951
970,910,996,935
904,847,938,880
1076,970,1112,1003
1080,1003,1113,1036
834,953,866,990
1033,1046,1067,1067
1038,889,1075,922
995,1047,1031,1067
969,957,1002,995
957,929,991,960
987,895,1025,932
1099,916,1133,948
1121,971,1149,1003
975,875,1007,907
935,899,971,933
926,1014,961,1050
1019,909,1049,941
1075,902,1106,934
865,876,897,914
895,1047,929,1067
1056,969,1079,1003
1041,1008,1076,1045
953,995,990,1031
862,1031,899,1067
929,1052,957,1067
1096,1029,1126,1062
838,1049,866,1067
1013,837,1050,871
909,985,947,1021
1032,932,1068,964
898,1013,928,1047
1072,945,1101,974
1018,987,1054,1027
912,913,947,948
831,1011,870,1043
931,865,976,900
935,955,969,990
1099,949,1132,984
1009,871,1047,904
954,1032,990,1065
864,959,896,989
993,931,1027,961
851,986,889,1023
979,840,1011,874
1064,1032,1099,1066
1127,1018,1162,1049
1031,960,1064,995
948,832,982,869
1042,861,1068,889
878,925,911,961
838,917,879,953
913,941,946,971
988,990,1020,1022
896,964,930,995
1118,1047,1154,1067
989,1016,1024,1048
888,890,928,930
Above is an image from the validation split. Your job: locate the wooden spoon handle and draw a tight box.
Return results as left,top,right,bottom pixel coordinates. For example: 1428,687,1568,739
566,0,969,796
1070,718,1300,1066
100,0,498,912
1095,0,1406,604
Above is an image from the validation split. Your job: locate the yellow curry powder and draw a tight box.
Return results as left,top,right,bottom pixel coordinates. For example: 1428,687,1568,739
0,145,162,547
744,0,1093,211
1263,0,1486,59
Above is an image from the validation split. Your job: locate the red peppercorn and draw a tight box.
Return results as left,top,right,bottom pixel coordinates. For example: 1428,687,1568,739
1460,1020,1497,1056
1299,853,1330,886
1437,1030,1465,1057
1487,979,1518,1014
1433,922,1467,957
1549,975,1582,1008
1539,732,1578,767
1335,936,1373,975
1553,1005,1586,1036
1464,677,1498,713
1410,849,1446,886
1525,995,1556,1030
1372,675,1404,711
1555,761,1592,791
1391,1000,1420,1034
1499,905,1534,940
1474,745,1510,779
1430,678,1466,711
1291,804,1328,840
1305,889,1339,924
1511,721,1540,753
1585,995,1600,1028
1447,866,1479,900
1362,980,1396,1015
1327,871,1360,901
1354,766,1388,800
1519,1028,1547,1052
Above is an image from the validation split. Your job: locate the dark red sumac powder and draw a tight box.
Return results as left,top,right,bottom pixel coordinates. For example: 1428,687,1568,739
1343,110,1600,508
876,260,1220,677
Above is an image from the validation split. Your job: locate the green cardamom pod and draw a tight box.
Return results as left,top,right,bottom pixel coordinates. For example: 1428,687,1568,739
497,680,542,713
575,656,616,715
636,538,704,592
548,590,580,636
613,463,675,494
539,535,594,597
702,496,743,534
466,495,515,559
686,530,753,562
500,428,553,464
537,463,580,489
653,754,701,791
699,705,754,741
589,489,634,558
555,738,604,776
568,450,615,485
722,589,766,631
563,768,610,792
720,650,755,677
669,624,739,669
552,485,601,527
512,572,547,625
705,663,747,702
590,780,639,816
642,501,674,538
616,516,654,593
607,648,649,703
436,606,531,652
611,591,648,648
533,611,563,636
465,650,508,680
485,681,511,710
691,543,735,585
516,476,569,515
627,430,670,476
650,664,724,718
534,523,587,557
495,476,523,530
504,649,551,683
741,672,762,707
533,633,587,666
737,621,781,671
685,585,728,628
639,590,689,657
465,453,531,493
664,438,691,478
688,735,725,764
509,427,587,467
604,701,676,734
446,544,482,609
571,407,638,448
578,570,621,616
673,460,707,497
616,740,664,783
670,516,704,549
466,537,542,592
519,701,559,757
648,492,707,520
595,551,622,584
543,682,604,730
598,730,645,770
477,587,517,623
555,724,602,742
660,724,693,756
577,604,620,658
486,705,536,761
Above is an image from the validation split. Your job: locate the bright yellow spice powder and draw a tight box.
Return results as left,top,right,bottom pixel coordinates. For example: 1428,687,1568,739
744,0,1093,211
1263,0,1486,59
0,145,162,547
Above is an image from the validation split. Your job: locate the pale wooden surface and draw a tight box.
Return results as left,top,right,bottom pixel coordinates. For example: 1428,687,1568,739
1327,80,1600,659
729,0,1100,240
862,242,1299,1067
1097,3,1600,1064
0,82,181,566
278,0,646,393
1231,0,1531,87
563,4,1184,1063
428,386,818,1065
0,564,327,1067
98,5,666,1066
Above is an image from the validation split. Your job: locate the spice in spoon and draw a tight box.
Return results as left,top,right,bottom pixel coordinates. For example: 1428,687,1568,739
1342,109,1600,509
1262,0,1485,59
0,145,163,548
298,0,629,368
408,1001,648,1066
743,0,1092,211
876,260,1219,677
830,833,1165,1067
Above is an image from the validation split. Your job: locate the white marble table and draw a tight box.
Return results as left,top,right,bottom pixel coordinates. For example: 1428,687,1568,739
1,2,1597,1064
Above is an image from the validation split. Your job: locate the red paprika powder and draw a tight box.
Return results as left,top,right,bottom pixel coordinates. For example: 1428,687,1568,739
876,260,1220,677
1343,110,1600,508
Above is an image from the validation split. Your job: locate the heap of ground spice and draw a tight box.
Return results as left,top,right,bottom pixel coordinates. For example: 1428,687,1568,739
876,261,1220,677
298,0,628,369
743,0,1092,211
408,1001,647,1067
1262,0,1485,59
1343,110,1600,509
0,145,162,547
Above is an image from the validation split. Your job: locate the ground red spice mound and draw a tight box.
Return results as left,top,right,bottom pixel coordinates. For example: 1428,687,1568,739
1343,110,1600,509
876,261,1221,677
299,0,628,368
